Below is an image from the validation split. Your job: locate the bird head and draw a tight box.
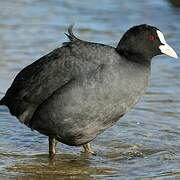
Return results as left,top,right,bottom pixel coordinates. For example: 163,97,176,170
117,24,178,61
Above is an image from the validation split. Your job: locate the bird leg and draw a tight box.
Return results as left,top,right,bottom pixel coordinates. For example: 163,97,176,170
49,136,58,158
82,143,96,156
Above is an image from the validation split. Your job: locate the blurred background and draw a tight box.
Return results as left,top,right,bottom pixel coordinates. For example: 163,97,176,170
0,0,180,179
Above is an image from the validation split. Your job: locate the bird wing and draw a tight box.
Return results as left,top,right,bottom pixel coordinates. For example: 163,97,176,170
1,32,110,125
0,47,72,124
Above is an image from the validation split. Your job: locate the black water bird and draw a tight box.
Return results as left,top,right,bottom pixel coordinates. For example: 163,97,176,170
0,24,178,157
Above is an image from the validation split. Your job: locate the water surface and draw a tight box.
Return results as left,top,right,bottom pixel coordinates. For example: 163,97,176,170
0,0,180,179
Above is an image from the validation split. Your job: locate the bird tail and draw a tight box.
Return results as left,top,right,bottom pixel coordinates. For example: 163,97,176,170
0,97,5,105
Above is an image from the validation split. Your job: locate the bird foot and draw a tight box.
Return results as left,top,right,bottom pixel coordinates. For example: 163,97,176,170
82,143,96,156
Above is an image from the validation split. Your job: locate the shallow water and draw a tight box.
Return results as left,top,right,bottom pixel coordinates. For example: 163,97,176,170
0,0,180,179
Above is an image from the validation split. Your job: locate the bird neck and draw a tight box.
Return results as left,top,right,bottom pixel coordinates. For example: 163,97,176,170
116,48,151,66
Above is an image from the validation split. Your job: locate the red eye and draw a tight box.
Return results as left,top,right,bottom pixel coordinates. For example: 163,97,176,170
148,35,155,41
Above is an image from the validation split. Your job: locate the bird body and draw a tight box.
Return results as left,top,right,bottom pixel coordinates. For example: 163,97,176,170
30,41,150,146
0,24,177,156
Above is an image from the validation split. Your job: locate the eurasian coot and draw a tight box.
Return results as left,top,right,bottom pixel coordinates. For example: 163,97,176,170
0,24,178,157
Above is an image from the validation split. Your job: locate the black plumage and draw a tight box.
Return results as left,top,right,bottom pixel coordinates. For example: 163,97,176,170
0,24,177,156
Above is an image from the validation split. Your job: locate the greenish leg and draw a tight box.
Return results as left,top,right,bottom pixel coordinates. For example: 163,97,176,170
49,136,58,158
83,143,96,156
